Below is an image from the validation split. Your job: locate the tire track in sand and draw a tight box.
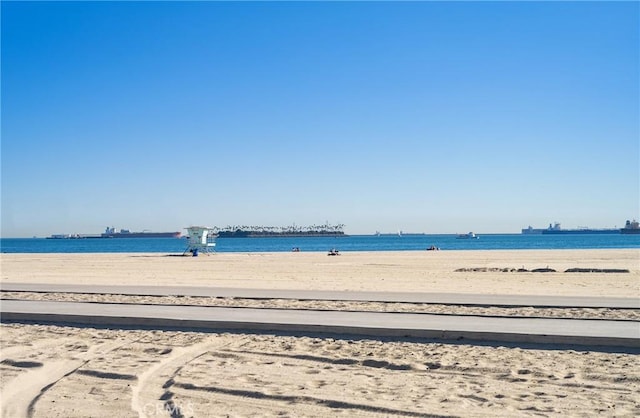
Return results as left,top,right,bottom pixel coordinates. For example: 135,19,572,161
1,339,130,418
131,336,230,418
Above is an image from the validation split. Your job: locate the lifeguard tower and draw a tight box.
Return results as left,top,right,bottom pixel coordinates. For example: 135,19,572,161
183,226,218,255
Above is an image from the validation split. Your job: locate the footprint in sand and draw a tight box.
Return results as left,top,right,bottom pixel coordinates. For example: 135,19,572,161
1,359,44,369
308,379,328,388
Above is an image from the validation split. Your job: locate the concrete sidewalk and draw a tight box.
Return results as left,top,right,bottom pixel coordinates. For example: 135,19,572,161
1,282,639,308
1,299,638,348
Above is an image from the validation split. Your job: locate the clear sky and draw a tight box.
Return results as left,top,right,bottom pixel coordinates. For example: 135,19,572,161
2,1,638,237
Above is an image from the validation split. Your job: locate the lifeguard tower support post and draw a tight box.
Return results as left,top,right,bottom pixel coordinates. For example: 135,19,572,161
183,226,218,255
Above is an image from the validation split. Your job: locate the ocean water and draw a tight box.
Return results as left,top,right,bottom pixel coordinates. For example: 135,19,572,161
1,234,638,253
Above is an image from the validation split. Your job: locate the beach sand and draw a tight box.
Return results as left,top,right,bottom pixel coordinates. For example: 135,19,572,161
1,324,639,417
1,249,639,417
1,249,639,296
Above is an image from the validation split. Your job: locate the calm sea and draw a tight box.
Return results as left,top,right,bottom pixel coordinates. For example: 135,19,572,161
1,234,638,253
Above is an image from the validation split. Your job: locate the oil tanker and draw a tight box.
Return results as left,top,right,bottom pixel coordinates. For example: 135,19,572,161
100,227,181,238
620,220,640,235
47,227,181,239
522,221,632,235
540,223,618,235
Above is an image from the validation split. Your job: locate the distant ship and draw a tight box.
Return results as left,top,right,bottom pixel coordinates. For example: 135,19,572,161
47,234,85,239
47,227,181,239
620,220,640,235
456,232,479,239
522,222,619,235
100,227,181,238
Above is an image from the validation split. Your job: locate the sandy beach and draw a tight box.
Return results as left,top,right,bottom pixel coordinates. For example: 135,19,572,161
1,249,639,417
1,249,639,296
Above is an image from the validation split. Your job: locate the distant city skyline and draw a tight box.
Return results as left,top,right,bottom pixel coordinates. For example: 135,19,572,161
2,1,638,238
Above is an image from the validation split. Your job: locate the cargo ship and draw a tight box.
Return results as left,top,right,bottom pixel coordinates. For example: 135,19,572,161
620,220,640,235
47,227,181,239
522,222,620,235
100,227,181,238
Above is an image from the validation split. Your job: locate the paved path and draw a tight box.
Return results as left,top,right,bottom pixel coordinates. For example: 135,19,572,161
1,300,639,348
2,283,638,308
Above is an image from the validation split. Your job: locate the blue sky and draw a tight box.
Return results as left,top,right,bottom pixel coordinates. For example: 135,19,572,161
2,1,638,237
